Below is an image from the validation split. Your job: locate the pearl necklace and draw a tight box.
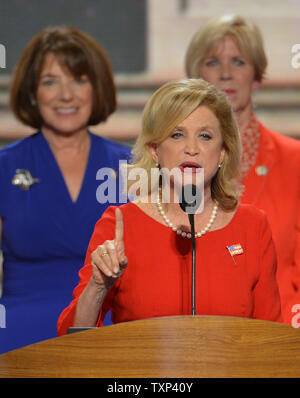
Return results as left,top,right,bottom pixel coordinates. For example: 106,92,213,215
156,194,218,239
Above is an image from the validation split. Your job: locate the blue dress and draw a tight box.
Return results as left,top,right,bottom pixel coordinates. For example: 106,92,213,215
0,131,131,354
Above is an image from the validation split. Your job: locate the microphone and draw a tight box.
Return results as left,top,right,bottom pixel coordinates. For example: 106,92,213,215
180,184,202,316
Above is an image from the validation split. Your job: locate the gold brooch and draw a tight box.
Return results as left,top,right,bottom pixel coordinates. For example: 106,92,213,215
12,169,40,190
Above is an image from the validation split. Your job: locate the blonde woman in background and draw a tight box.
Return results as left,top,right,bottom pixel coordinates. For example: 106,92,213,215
185,15,300,324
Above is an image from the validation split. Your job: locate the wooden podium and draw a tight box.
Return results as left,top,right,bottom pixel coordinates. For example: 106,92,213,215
0,315,300,378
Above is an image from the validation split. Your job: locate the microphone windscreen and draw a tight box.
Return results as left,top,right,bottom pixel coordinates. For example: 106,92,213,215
180,184,202,215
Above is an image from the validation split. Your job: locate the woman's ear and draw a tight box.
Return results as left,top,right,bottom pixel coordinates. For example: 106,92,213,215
147,143,158,164
219,146,225,166
252,80,261,91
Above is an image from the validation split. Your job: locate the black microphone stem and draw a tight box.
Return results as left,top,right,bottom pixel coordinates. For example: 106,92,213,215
180,184,201,317
188,213,196,316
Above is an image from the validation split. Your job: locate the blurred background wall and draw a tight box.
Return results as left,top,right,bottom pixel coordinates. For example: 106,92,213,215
0,0,299,149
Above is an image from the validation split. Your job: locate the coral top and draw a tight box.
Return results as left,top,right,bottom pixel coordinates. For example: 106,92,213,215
57,202,282,336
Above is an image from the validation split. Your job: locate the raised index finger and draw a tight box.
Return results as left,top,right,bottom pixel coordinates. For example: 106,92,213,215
114,208,124,243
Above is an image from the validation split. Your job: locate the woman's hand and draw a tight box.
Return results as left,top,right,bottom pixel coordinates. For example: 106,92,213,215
90,208,128,289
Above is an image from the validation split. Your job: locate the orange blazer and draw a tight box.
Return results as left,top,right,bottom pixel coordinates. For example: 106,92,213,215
241,121,300,324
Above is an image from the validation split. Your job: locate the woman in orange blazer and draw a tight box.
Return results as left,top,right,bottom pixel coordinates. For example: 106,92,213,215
185,14,300,324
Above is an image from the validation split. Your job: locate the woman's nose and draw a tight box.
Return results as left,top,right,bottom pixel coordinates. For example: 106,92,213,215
220,63,232,80
59,82,73,100
184,138,199,155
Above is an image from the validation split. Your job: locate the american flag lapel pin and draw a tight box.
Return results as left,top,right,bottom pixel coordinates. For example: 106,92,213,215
226,243,244,264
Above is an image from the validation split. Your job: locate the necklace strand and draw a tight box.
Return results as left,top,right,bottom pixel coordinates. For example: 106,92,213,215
156,194,218,239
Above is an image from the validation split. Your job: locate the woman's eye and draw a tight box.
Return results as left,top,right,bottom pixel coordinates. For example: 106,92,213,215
74,75,90,84
200,133,212,140
204,58,218,67
75,78,87,84
40,79,55,86
233,58,245,66
171,131,183,139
